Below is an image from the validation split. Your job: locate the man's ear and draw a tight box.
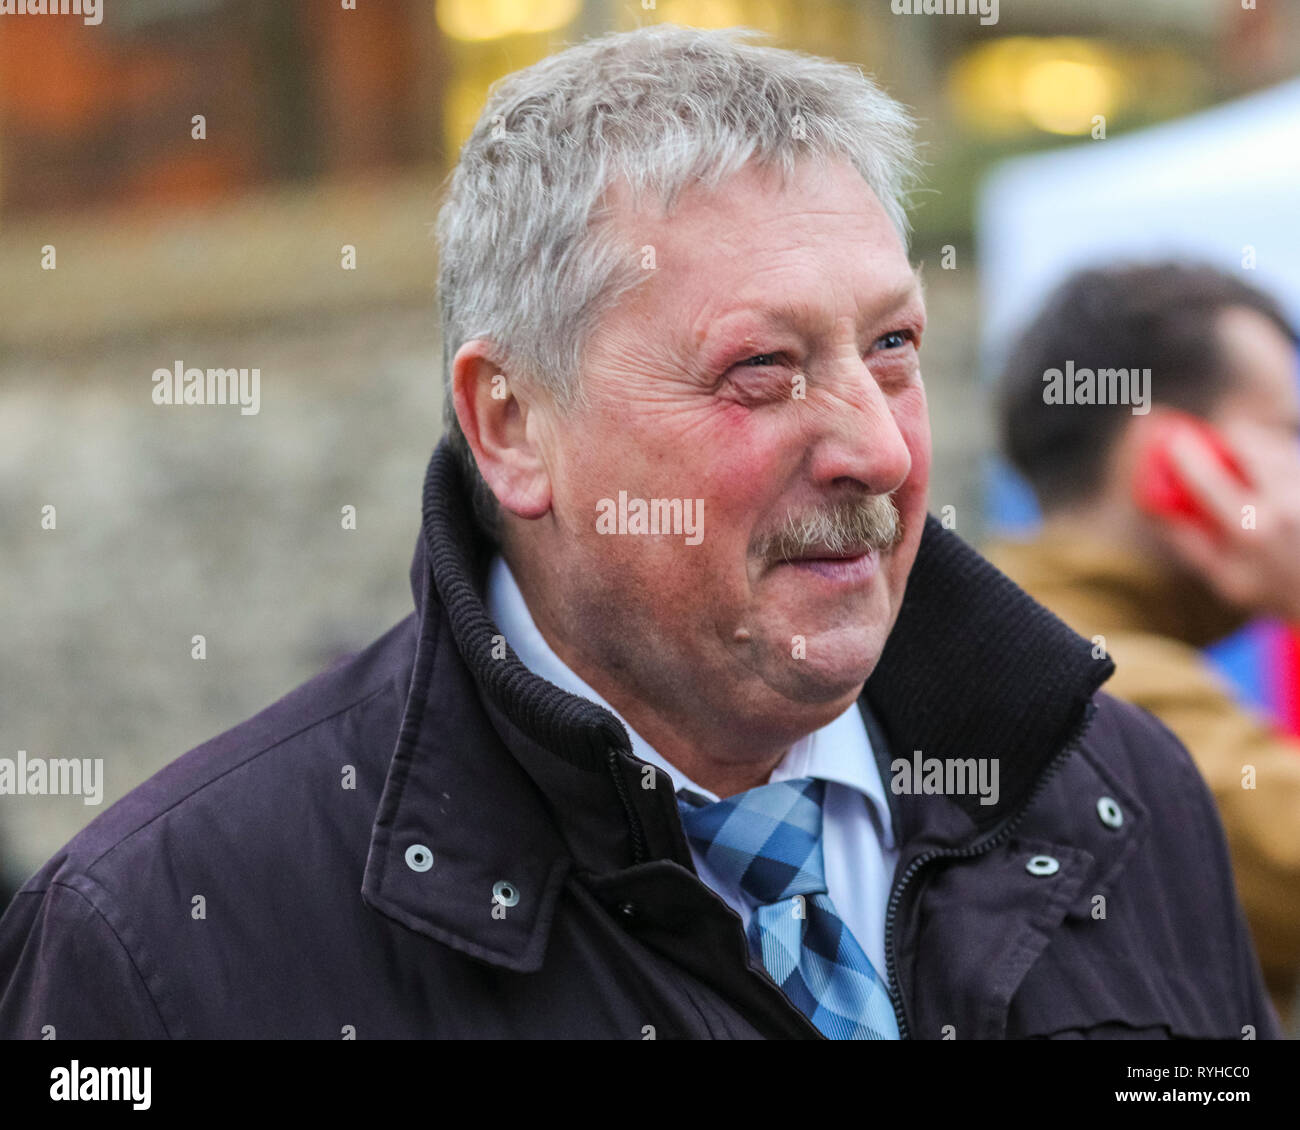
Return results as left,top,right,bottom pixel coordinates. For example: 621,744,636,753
451,340,552,520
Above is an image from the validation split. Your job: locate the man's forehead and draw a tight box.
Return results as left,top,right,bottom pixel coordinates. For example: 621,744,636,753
597,161,923,337
602,157,895,238
688,266,926,337
755,269,926,319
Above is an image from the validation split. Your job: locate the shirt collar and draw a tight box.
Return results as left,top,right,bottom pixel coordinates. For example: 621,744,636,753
486,552,895,849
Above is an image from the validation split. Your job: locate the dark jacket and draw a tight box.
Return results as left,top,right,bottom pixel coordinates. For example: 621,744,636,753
0,442,1281,1039
986,524,1300,1029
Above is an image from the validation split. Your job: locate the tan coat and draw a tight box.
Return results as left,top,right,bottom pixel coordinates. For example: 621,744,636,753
985,525,1300,1031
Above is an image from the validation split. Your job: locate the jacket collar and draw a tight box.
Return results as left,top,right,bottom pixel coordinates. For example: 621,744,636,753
983,519,1249,650
363,440,1115,968
862,513,1116,839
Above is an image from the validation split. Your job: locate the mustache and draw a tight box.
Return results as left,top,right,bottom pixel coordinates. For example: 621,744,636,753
751,494,903,564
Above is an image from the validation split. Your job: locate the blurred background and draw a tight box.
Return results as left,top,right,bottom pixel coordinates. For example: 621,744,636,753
3,0,1300,908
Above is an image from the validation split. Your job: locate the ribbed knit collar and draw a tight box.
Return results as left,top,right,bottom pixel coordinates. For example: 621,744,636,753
412,439,1114,833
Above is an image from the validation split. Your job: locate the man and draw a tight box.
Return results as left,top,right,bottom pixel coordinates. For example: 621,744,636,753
986,261,1300,1029
0,27,1278,1039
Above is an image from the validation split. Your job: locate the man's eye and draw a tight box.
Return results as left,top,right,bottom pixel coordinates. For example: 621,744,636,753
738,352,782,367
873,330,914,351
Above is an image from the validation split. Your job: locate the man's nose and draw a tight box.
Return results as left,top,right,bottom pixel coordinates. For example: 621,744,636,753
805,364,913,496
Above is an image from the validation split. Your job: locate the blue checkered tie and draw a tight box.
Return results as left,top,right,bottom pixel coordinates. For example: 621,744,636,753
678,777,900,1039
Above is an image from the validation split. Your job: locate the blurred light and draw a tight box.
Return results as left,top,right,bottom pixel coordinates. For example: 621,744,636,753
658,0,749,30
636,0,817,40
1021,59,1116,135
437,0,580,43
445,76,491,158
950,37,1124,137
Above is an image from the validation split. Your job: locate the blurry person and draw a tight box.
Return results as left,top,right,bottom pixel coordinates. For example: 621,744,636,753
0,32,1278,1040
988,260,1300,1028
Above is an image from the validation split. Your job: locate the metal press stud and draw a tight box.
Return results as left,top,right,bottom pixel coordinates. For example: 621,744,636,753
492,880,520,907
1096,796,1124,829
405,844,433,873
1026,855,1060,877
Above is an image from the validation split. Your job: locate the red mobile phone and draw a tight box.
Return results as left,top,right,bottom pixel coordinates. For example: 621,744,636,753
1133,412,1251,532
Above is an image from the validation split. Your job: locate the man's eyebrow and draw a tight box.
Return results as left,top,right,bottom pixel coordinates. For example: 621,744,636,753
756,274,926,330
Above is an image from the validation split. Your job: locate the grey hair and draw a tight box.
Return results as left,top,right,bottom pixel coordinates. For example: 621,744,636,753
435,23,921,542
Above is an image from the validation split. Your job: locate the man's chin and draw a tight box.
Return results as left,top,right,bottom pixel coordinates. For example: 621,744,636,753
764,627,885,706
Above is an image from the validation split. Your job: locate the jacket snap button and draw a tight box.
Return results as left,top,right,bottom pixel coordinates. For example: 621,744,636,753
1096,796,1124,829
1026,854,1060,877
492,880,520,907
618,901,636,920
404,844,433,873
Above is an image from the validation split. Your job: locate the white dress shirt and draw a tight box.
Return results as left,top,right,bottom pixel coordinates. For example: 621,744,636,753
485,554,900,985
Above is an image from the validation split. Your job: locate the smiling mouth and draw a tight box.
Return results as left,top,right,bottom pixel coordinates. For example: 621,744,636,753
780,543,876,564
775,547,881,584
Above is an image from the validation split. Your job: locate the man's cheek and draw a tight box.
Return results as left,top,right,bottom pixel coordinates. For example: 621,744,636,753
694,423,794,524
557,442,639,519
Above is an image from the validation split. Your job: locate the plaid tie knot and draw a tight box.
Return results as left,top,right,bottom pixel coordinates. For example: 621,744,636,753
678,777,828,904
